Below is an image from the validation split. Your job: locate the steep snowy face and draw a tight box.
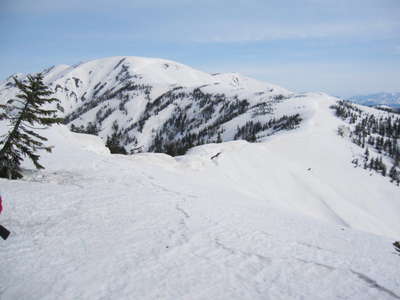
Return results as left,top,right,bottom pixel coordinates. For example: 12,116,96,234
0,56,295,154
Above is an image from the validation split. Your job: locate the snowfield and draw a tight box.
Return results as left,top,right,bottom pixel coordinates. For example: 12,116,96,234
0,93,399,299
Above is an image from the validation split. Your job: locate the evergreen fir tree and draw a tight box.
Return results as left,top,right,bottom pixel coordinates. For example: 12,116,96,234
364,147,369,161
394,241,400,254
216,132,222,143
381,161,387,177
389,165,399,183
0,73,63,179
106,133,127,154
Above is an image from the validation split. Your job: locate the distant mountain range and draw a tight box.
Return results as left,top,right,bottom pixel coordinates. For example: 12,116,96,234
348,92,400,108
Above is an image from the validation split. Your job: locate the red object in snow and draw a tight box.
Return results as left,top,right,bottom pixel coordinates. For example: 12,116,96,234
0,196,3,214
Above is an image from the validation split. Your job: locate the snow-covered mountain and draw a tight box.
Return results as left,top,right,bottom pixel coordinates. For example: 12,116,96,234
0,56,299,155
348,92,400,108
0,57,399,299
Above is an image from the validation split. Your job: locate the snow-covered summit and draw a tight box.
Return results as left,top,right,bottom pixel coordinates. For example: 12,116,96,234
43,56,216,88
17,56,288,96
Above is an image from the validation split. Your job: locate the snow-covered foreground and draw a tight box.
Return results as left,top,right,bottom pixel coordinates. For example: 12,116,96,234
0,96,399,299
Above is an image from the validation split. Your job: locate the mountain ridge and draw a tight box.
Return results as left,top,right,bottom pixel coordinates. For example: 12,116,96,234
0,56,298,155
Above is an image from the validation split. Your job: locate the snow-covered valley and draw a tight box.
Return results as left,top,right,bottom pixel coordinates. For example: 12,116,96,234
0,57,399,299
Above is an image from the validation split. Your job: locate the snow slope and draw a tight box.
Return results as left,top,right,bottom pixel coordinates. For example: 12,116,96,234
0,94,399,299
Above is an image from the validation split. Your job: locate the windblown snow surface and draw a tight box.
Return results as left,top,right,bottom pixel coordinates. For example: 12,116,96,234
0,91,400,299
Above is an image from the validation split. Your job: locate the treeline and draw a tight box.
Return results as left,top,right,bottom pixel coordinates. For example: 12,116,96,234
137,89,292,156
150,114,301,156
234,114,301,142
331,100,400,185
67,82,291,157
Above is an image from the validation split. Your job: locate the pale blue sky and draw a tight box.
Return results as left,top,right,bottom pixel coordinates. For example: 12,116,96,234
1,0,399,97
